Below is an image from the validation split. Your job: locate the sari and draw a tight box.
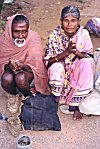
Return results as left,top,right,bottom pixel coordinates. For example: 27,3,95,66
45,26,94,106
0,14,49,94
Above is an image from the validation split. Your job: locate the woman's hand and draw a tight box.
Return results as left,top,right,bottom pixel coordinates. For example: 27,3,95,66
67,41,85,59
67,40,76,54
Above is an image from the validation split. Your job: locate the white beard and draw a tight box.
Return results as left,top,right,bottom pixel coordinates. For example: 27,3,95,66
13,38,26,48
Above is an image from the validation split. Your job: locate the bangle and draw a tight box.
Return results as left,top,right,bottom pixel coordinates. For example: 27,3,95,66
72,49,77,54
55,57,59,62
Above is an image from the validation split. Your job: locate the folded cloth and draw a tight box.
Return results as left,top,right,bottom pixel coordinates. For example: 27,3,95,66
19,92,61,131
79,89,100,115
85,18,100,37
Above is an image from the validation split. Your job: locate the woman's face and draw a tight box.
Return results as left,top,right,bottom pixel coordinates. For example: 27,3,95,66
61,15,80,36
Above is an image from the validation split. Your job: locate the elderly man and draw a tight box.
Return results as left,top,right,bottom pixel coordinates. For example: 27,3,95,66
0,14,49,114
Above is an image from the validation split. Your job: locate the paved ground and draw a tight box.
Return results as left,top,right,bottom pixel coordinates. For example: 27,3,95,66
0,0,100,149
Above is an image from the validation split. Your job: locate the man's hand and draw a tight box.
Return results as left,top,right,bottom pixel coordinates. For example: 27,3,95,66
15,60,23,70
9,58,23,72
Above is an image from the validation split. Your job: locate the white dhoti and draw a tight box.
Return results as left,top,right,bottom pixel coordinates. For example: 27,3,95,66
79,89,100,115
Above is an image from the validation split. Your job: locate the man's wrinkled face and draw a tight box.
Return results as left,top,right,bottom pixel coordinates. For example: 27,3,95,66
12,21,29,47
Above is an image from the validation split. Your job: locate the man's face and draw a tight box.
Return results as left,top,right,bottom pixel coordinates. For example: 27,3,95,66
12,21,29,47
61,15,80,36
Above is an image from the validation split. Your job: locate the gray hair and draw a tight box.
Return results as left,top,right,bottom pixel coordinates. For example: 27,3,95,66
12,15,29,26
61,5,80,20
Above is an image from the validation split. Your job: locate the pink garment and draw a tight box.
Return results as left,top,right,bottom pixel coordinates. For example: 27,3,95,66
48,58,94,105
45,26,94,104
48,62,65,96
0,14,49,94
72,26,93,53
70,58,94,90
66,58,94,105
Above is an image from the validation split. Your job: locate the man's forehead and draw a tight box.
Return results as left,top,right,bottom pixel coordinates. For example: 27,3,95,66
13,20,27,25
12,21,29,29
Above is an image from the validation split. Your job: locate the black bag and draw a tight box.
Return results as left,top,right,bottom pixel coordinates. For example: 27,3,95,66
19,92,61,131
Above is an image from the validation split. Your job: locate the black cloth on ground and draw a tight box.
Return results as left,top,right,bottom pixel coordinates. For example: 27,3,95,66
19,92,61,131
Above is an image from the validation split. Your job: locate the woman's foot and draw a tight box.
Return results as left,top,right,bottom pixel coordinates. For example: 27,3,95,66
73,110,83,120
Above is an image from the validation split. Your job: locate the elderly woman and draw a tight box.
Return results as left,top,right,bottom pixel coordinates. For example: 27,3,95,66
44,5,95,120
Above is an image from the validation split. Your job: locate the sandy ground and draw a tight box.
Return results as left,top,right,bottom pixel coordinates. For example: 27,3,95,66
1,85,100,149
0,0,100,149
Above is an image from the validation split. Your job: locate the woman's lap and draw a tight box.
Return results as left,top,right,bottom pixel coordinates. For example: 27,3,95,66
48,58,94,105
68,58,94,106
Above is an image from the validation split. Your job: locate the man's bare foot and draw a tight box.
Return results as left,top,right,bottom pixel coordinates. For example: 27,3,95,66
73,110,83,120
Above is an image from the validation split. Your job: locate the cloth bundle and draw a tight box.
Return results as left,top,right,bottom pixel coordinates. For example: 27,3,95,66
19,92,61,131
85,18,100,37
79,89,100,115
